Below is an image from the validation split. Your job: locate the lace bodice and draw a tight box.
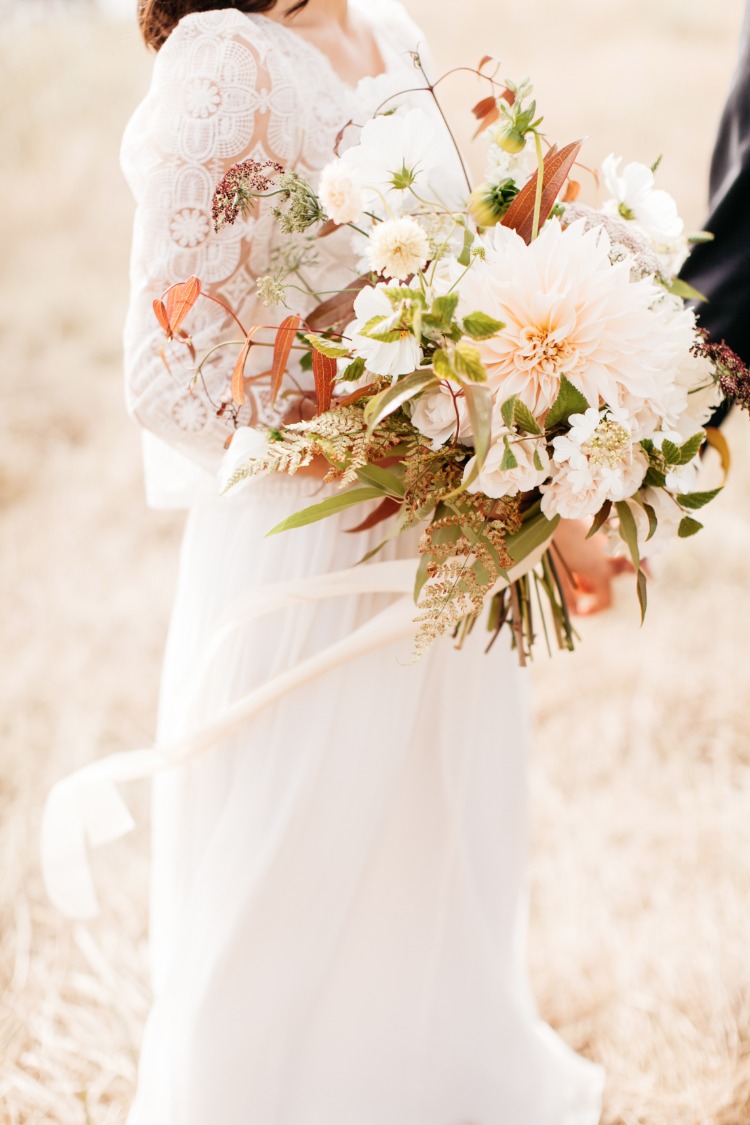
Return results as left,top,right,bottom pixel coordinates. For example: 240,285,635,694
121,0,428,508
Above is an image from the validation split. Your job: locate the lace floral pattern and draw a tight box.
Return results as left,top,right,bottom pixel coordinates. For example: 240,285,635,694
121,0,427,497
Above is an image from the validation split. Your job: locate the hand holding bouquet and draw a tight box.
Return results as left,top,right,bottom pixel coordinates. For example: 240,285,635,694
155,56,748,663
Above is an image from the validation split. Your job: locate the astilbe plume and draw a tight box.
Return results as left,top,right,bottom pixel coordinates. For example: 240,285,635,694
212,160,284,231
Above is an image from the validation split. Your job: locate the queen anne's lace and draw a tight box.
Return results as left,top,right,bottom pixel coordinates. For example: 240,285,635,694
121,0,426,502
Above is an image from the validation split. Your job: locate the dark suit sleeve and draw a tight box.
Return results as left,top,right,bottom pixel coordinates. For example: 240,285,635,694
680,16,750,425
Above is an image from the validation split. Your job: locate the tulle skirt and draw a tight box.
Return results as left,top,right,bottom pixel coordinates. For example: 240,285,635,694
126,474,604,1124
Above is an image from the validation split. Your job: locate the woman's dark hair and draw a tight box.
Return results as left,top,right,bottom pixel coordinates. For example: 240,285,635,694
138,0,309,50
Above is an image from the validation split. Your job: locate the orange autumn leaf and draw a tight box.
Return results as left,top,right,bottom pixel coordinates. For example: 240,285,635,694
563,178,581,203
153,298,172,337
501,139,583,244
345,496,401,533
270,314,301,406
472,95,497,121
312,349,337,415
307,275,370,332
231,327,259,407
164,276,201,336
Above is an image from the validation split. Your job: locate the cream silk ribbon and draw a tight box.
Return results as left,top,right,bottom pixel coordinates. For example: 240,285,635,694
41,541,549,920
41,559,419,920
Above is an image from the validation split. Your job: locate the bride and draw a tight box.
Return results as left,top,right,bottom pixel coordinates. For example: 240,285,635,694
115,0,612,1119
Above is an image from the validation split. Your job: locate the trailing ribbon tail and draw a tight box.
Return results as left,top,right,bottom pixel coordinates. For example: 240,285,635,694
40,564,417,920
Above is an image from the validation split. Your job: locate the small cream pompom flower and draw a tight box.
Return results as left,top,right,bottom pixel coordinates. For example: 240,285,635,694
318,160,364,225
367,216,430,281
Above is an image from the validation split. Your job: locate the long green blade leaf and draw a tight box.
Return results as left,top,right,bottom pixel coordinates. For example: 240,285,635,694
266,486,384,535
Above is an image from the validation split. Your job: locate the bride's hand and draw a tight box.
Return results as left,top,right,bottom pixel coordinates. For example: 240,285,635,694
551,518,631,616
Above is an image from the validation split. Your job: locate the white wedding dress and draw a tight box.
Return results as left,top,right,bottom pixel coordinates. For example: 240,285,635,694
47,3,606,1121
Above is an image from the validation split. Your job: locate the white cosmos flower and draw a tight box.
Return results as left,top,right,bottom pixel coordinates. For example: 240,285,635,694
367,216,430,281
464,428,550,498
411,383,472,449
347,283,423,378
600,154,684,246
339,107,467,217
318,160,365,225
218,426,270,494
457,219,693,421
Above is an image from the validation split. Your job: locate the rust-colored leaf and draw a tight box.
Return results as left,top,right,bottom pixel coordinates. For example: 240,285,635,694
563,178,581,203
499,87,515,106
312,349,337,415
231,327,259,407
270,314,301,406
337,381,381,406
473,104,500,139
317,218,341,239
153,298,172,337
501,139,583,244
345,496,401,533
307,275,370,332
164,276,201,336
472,95,497,120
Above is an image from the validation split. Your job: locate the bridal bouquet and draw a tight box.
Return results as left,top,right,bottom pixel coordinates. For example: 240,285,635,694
155,57,748,662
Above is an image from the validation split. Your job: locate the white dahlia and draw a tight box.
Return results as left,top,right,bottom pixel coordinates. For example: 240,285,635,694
458,219,692,420
367,216,430,281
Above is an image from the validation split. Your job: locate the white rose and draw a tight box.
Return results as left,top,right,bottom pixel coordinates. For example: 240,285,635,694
465,430,550,498
411,384,471,450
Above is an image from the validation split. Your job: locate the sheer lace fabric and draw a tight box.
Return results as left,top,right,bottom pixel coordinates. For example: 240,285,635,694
121,1,423,505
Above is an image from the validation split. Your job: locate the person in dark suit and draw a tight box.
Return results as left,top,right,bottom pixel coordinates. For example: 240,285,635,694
680,8,750,424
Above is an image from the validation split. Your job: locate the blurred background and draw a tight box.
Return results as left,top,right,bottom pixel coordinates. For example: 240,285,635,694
1,0,749,1121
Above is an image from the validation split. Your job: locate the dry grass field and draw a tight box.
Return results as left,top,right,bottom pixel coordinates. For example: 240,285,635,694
1,1,750,1122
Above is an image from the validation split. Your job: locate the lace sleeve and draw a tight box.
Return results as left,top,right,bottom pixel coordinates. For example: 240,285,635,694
121,11,301,472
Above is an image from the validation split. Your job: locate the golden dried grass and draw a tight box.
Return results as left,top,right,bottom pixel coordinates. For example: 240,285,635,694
1,3,750,1122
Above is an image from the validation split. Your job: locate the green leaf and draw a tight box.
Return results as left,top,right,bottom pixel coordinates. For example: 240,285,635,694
304,333,350,359
355,464,405,498
500,394,518,430
513,399,542,435
666,276,708,303
363,368,437,431
545,375,590,429
432,292,460,324
641,501,658,541
382,285,424,305
266,486,384,535
432,348,453,380
678,515,703,538
500,436,519,471
661,439,681,466
532,447,544,471
615,500,640,570
586,499,612,539
358,315,403,343
462,311,505,340
678,486,722,510
340,356,366,382
457,226,474,267
637,567,648,624
643,465,667,488
453,342,487,382
463,382,493,475
505,509,560,568
676,432,705,465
